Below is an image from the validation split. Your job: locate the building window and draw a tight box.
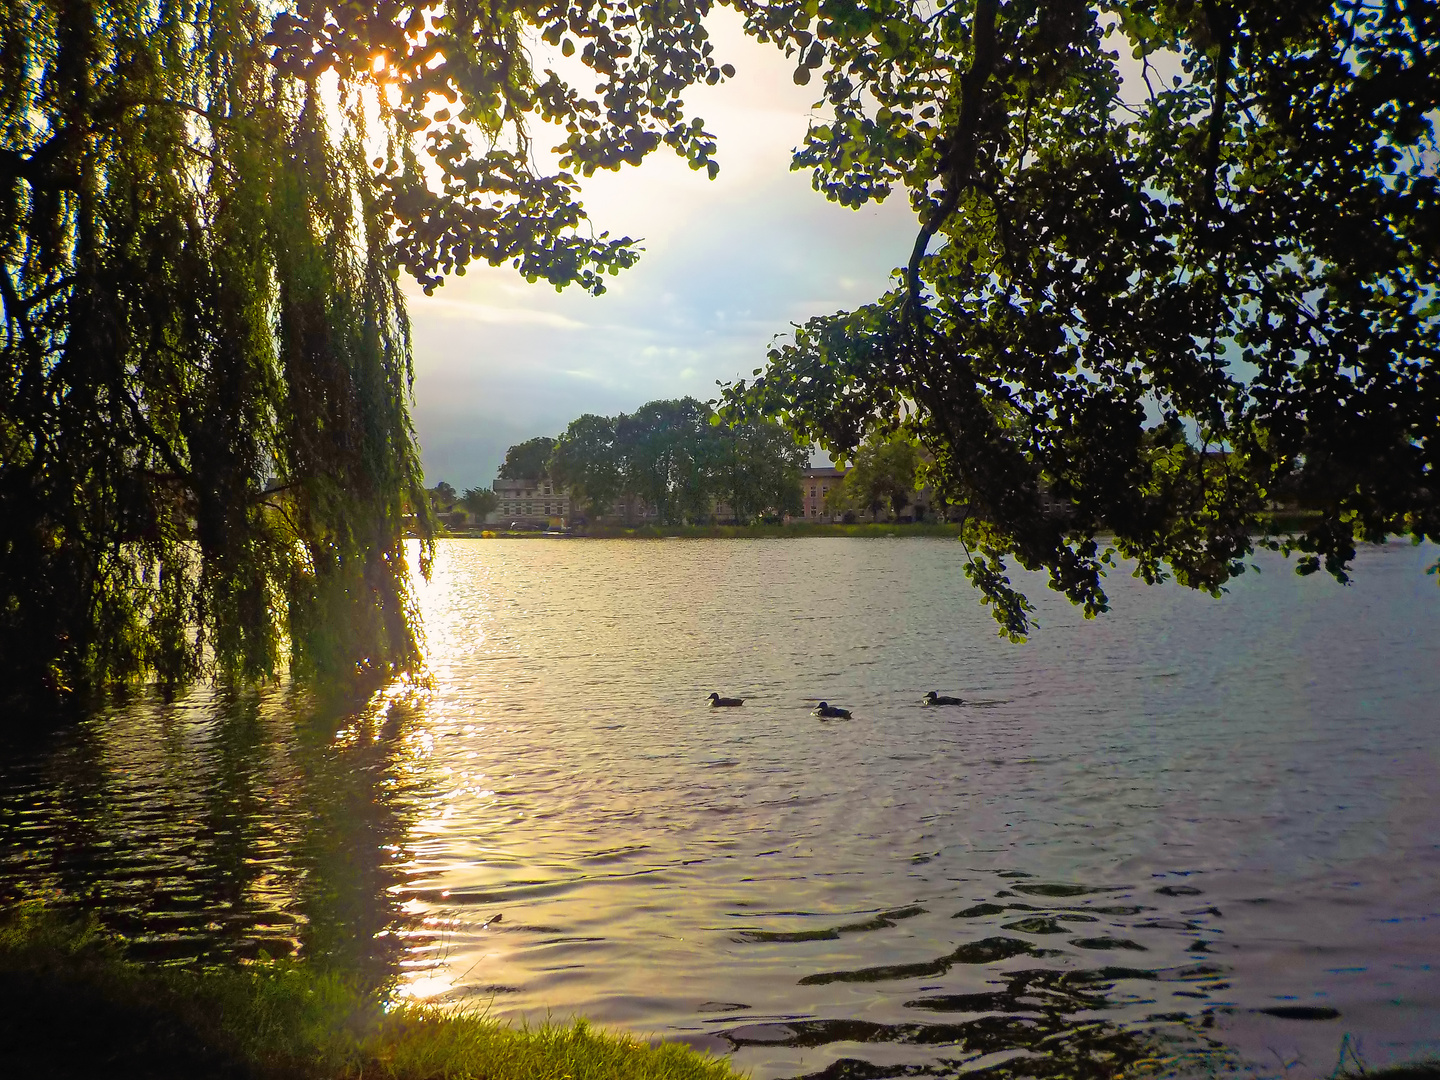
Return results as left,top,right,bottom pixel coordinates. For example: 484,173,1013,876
810,486,817,497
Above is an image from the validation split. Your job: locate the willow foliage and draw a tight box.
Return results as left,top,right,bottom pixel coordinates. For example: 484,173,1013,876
725,0,1440,637
0,0,731,702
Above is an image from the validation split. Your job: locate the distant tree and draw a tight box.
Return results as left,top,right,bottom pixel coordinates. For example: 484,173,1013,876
498,438,558,481
714,419,807,523
832,433,921,521
430,482,458,508
546,402,806,524
460,488,498,519
822,484,852,520
620,399,718,525
550,415,624,519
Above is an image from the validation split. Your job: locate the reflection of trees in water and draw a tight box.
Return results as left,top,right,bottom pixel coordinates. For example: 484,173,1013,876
289,686,429,984
0,680,430,989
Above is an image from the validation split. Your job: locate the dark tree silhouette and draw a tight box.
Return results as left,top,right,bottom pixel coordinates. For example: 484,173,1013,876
498,438,559,482
727,0,1439,637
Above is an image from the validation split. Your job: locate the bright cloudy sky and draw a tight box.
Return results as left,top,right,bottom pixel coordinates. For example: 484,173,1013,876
405,9,918,491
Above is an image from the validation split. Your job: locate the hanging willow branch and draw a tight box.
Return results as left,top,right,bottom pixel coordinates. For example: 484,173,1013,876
0,0,733,704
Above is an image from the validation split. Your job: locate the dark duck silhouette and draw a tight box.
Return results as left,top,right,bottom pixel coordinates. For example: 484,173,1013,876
709,692,744,707
924,691,964,706
813,701,852,719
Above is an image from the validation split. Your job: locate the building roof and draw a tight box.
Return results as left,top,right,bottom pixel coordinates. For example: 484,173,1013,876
495,476,549,491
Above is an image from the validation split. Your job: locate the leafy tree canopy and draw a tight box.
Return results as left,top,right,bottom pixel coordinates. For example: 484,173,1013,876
712,414,808,522
830,432,922,521
1,0,734,703
620,398,719,524
460,487,499,519
725,0,1440,638
266,0,733,294
498,437,559,480
549,400,804,524
550,414,624,518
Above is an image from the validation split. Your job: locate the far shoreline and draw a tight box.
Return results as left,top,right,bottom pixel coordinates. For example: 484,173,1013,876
436,510,1323,542
443,521,969,540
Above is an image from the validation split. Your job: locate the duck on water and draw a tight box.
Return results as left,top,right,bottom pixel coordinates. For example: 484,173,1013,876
924,691,964,706
708,693,744,707
814,701,852,719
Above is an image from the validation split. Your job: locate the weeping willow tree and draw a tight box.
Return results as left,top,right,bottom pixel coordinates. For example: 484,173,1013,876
0,0,730,703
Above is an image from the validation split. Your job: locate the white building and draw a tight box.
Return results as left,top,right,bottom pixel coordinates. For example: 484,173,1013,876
487,477,571,526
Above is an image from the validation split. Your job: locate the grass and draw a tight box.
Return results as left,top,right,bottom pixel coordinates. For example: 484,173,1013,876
0,902,742,1080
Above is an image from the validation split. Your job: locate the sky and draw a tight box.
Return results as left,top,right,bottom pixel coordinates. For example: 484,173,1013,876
405,9,918,491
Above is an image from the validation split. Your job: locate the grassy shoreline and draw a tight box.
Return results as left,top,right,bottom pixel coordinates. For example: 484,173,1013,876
0,903,740,1080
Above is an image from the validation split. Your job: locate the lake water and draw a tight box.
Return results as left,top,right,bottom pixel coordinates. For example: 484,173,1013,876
2,538,1437,1080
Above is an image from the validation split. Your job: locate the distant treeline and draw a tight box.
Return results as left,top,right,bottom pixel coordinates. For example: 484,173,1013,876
427,408,943,528
507,398,808,525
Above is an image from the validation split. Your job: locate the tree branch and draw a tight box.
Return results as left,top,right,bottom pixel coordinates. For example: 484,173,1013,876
905,0,1000,313
1200,0,1235,216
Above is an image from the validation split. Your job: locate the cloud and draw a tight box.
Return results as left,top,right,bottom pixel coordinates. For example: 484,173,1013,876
414,296,590,330
407,9,918,488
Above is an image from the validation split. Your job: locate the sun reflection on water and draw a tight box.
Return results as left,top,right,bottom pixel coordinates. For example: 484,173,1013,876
379,538,1440,1078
